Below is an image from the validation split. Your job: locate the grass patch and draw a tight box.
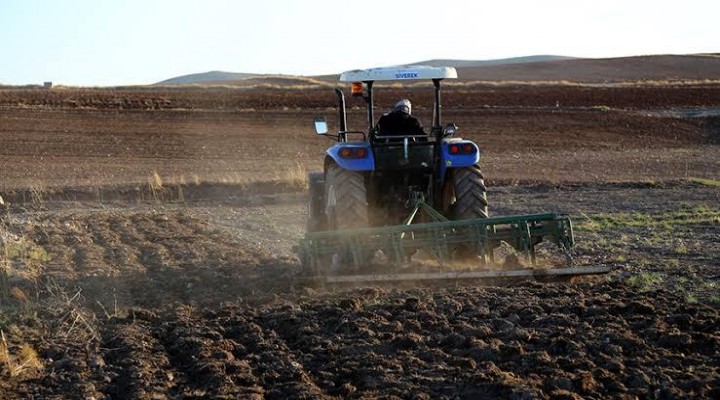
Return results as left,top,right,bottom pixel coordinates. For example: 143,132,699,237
3,239,51,266
674,241,688,255
148,170,164,202
278,161,308,190
576,205,720,231
614,255,627,263
590,105,611,112
682,279,719,305
1,224,49,308
687,177,720,187
627,272,664,291
708,294,720,306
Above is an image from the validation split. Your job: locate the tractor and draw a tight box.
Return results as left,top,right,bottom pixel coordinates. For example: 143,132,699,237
297,66,610,283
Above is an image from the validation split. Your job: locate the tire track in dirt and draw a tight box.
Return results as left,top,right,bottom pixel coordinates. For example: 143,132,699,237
89,214,139,270
27,214,76,276
101,317,177,399
155,307,267,398
126,211,241,270
27,212,146,279
220,308,329,398
37,343,106,399
230,285,719,398
5,279,719,398
128,213,177,271
10,208,283,309
60,214,108,278
104,214,143,269
249,290,486,397
109,212,224,306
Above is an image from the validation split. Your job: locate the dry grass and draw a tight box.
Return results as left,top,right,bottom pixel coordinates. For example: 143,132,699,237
0,331,42,377
28,183,46,207
1,217,48,309
2,236,51,280
9,287,29,310
687,177,720,187
151,169,310,190
149,170,163,190
43,280,100,344
0,262,8,305
279,161,308,190
147,170,164,202
1,221,13,305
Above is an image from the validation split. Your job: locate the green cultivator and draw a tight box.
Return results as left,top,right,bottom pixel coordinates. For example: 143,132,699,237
300,66,611,284
298,200,608,283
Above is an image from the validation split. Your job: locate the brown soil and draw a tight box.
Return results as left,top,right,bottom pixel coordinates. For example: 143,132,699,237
1,88,719,191
0,85,718,399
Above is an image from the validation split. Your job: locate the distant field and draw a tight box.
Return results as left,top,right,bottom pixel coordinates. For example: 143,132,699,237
0,84,718,193
0,83,719,399
2,83,720,111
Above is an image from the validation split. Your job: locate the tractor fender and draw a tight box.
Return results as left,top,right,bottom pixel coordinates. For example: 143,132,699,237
439,139,481,183
325,142,375,171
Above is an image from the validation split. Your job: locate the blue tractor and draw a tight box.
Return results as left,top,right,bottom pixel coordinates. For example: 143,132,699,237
308,66,487,233
299,66,608,283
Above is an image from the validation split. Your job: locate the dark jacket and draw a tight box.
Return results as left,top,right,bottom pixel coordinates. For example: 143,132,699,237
376,111,425,136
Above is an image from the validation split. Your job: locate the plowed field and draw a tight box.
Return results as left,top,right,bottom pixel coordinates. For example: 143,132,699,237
0,85,718,399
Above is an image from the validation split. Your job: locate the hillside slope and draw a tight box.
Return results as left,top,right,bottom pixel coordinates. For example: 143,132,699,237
158,71,259,84
157,54,720,85
455,54,720,83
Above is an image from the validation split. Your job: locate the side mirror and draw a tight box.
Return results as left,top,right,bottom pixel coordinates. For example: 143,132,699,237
444,123,458,137
314,116,328,135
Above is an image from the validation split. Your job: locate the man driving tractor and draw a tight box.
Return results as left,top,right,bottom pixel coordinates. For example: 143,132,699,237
376,99,425,136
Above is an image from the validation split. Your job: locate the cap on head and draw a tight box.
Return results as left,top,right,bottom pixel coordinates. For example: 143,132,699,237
393,99,412,114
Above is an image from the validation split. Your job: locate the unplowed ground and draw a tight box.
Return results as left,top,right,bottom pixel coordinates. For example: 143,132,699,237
0,85,718,399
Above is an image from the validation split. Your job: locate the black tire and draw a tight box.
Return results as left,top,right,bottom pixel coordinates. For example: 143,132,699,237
306,172,326,232
324,163,369,270
451,164,489,220
325,164,369,230
449,164,489,261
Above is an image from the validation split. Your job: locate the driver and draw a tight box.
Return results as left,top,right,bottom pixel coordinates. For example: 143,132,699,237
376,99,425,137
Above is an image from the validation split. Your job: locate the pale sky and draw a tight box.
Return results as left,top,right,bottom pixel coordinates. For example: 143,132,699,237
0,0,717,86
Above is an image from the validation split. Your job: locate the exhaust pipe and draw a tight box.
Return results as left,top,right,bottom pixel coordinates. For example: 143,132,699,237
334,88,347,133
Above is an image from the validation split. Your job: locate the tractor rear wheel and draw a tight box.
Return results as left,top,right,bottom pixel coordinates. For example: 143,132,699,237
449,164,489,261
451,164,489,219
324,163,370,271
325,164,369,230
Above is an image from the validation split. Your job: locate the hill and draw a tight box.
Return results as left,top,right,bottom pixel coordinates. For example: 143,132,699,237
403,55,575,68
157,55,571,85
158,71,260,84
454,54,720,83
157,54,720,86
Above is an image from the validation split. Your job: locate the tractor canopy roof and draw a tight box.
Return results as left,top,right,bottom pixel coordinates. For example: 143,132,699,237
339,66,457,82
